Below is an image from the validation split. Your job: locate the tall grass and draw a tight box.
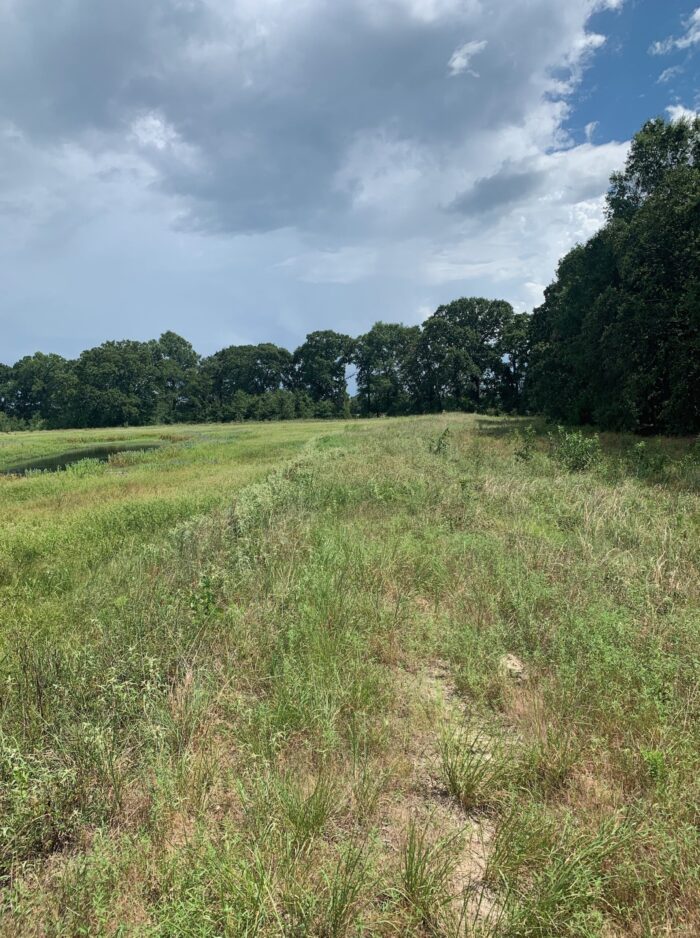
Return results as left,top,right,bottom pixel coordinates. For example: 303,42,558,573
0,414,698,935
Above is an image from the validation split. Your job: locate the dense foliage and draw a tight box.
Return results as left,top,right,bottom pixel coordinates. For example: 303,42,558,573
2,117,698,433
528,116,700,434
0,303,524,429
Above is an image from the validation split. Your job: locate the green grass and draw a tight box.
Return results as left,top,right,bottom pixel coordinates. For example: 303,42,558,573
0,421,346,606
0,415,698,935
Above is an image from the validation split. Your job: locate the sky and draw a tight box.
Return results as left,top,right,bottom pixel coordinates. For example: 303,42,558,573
1,0,698,364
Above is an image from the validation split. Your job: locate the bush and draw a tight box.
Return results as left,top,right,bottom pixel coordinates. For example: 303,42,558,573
513,425,537,462
626,441,667,478
549,426,601,472
0,413,30,432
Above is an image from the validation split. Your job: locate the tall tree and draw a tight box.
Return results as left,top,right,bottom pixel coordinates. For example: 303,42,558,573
405,298,515,411
354,322,419,416
607,116,700,220
498,312,530,414
527,229,619,425
1,353,77,427
0,363,10,415
73,341,161,427
152,332,201,422
528,115,700,433
292,330,354,414
206,343,293,418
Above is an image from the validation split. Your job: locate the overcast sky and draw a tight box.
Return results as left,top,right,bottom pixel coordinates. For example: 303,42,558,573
1,0,698,363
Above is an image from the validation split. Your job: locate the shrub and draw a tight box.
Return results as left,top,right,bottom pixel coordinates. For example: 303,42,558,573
626,441,667,478
0,413,28,432
513,425,537,462
549,426,601,472
65,458,107,478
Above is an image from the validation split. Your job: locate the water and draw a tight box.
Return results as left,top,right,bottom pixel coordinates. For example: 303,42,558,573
1,442,162,476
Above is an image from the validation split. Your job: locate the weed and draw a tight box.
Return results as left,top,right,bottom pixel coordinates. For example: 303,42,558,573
640,748,669,791
626,440,668,479
428,427,451,455
503,816,633,936
518,724,580,798
275,772,337,852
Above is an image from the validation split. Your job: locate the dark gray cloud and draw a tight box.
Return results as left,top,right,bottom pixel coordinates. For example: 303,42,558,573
449,167,546,215
0,0,618,234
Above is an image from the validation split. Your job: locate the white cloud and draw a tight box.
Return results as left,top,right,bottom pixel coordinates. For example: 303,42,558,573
130,114,179,151
448,39,487,77
419,139,627,292
523,281,546,307
666,104,698,122
676,7,700,48
584,120,598,142
658,65,683,84
650,7,700,55
574,32,606,52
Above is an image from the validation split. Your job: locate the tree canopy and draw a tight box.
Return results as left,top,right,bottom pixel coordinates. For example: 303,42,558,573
528,115,699,434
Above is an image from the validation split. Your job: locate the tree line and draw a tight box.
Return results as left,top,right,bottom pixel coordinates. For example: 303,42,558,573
0,300,529,429
1,116,698,434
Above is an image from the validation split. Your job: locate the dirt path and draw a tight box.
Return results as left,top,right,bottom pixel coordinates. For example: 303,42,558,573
379,658,501,930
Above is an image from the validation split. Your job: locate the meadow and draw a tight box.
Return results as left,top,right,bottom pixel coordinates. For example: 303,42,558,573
0,415,698,936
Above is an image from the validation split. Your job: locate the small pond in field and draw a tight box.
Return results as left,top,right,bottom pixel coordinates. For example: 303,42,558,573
0,442,163,476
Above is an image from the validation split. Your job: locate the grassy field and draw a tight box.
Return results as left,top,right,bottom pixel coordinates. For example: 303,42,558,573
0,415,698,936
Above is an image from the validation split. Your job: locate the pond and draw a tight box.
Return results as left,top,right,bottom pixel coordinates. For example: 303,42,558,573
0,442,163,476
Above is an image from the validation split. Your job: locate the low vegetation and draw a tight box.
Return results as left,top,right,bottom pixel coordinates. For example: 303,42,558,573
0,414,697,935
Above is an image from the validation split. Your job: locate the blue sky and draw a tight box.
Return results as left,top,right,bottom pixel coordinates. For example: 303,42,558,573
568,1,699,143
0,0,698,364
